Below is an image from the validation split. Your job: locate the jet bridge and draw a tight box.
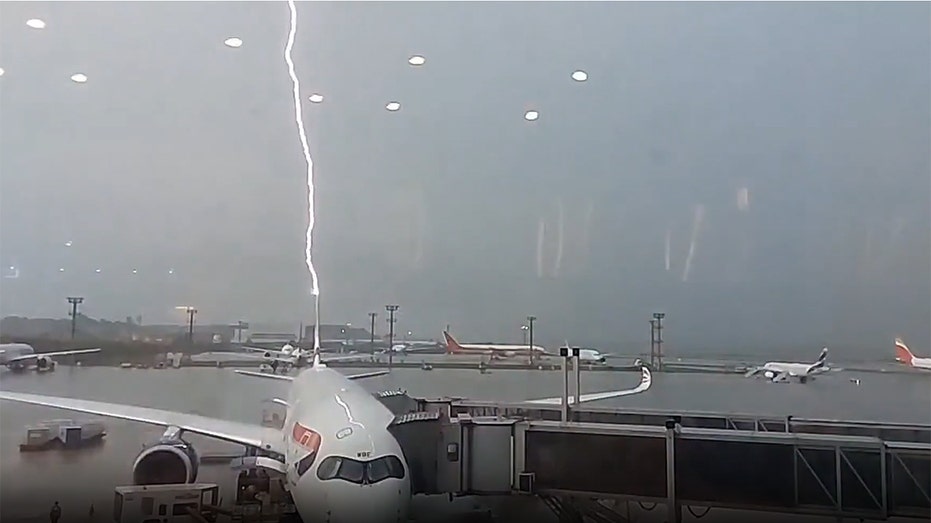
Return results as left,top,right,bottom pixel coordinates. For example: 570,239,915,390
387,403,931,522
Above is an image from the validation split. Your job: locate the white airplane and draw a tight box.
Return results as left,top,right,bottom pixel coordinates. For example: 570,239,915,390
377,341,442,355
238,342,365,371
0,343,101,373
743,347,830,383
443,331,547,359
560,346,611,365
0,351,653,523
895,338,931,371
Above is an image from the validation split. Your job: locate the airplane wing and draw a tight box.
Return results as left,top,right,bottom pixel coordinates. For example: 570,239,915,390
743,367,763,377
235,370,295,381
6,348,101,364
239,346,286,356
235,369,389,381
0,391,285,454
343,370,391,380
523,366,652,405
319,353,370,363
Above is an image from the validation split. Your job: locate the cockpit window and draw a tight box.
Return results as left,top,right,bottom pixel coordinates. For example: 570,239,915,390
339,458,365,483
296,451,317,477
315,455,341,479
316,455,406,484
367,455,405,483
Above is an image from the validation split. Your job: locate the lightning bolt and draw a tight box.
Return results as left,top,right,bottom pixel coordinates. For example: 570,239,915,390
284,0,321,352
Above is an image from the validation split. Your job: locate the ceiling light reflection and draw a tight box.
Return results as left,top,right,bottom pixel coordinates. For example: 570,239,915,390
571,70,588,82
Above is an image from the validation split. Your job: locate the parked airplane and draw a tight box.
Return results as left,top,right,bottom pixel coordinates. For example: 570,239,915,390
0,351,653,523
743,347,830,383
238,342,365,371
895,338,931,371
377,341,442,355
561,346,611,364
0,343,101,373
443,331,546,359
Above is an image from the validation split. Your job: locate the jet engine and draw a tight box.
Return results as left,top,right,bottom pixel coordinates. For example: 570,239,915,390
34,356,56,372
133,426,200,485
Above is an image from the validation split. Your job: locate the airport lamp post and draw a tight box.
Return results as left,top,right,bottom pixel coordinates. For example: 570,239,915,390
527,315,537,366
649,319,657,369
386,305,399,369
369,312,377,352
187,307,197,343
653,312,665,371
67,297,84,340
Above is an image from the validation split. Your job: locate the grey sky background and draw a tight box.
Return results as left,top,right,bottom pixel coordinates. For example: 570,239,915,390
1,2,929,353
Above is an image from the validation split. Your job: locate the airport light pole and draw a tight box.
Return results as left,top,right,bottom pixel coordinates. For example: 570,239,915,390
67,297,84,340
527,315,537,366
369,312,377,352
649,319,657,369
187,307,197,343
386,305,399,368
521,324,529,345
653,312,665,371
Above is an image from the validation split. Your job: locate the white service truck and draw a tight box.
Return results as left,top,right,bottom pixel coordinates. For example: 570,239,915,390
112,483,219,523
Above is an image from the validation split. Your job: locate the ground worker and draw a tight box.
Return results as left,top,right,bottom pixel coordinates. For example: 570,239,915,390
49,501,61,523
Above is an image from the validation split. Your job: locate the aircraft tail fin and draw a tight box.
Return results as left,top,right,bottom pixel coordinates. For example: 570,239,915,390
443,331,463,354
808,347,829,373
895,338,914,365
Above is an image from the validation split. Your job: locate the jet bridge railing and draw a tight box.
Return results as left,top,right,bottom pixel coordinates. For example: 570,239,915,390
788,417,931,444
442,399,793,432
507,419,930,521
429,398,931,442
885,441,931,518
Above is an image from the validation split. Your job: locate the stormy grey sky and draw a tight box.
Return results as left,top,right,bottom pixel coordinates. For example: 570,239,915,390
1,2,929,352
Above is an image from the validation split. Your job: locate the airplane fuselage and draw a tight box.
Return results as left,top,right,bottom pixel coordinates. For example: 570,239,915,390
895,339,931,371
579,351,607,364
905,357,931,371
761,362,811,376
452,343,546,358
0,343,35,362
282,366,411,523
0,343,51,372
